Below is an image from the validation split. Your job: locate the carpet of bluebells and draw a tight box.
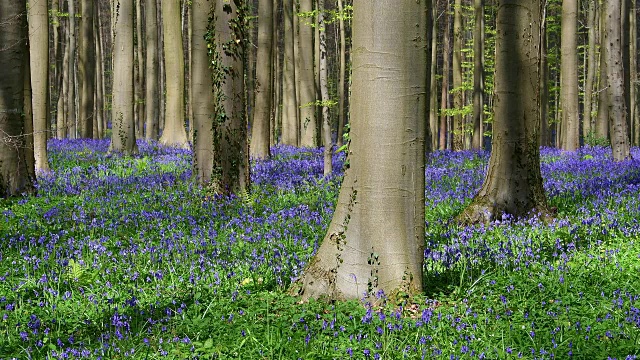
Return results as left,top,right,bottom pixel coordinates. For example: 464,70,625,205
1,139,640,359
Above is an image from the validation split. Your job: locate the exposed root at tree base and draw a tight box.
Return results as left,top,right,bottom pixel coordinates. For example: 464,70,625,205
456,201,555,226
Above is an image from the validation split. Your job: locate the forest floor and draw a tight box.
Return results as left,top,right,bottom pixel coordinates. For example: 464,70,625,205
1,140,640,359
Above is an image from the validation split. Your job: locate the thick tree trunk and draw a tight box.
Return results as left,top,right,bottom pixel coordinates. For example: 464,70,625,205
472,0,484,150
192,0,216,184
28,0,51,172
318,0,332,175
250,0,274,159
67,0,77,139
145,0,160,140
298,0,317,147
458,0,549,224
160,0,190,149
291,0,429,301
282,0,299,146
110,0,138,154
79,0,95,139
0,0,33,197
452,0,464,151
584,0,597,140
560,0,579,151
135,0,145,138
604,0,631,161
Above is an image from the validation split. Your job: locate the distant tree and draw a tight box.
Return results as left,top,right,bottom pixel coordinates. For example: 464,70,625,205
160,0,190,149
291,0,430,301
250,0,275,159
471,0,484,150
452,0,464,151
317,0,331,175
282,0,300,146
67,0,77,138
560,0,579,151
0,0,33,197
28,0,51,172
298,0,317,147
459,0,549,223
79,0,95,139
335,0,347,148
110,0,138,154
583,0,597,140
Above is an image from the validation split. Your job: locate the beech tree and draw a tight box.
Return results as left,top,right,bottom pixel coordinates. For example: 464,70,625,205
291,0,430,301
79,0,96,139
298,0,317,147
145,0,160,140
459,0,548,223
0,0,33,197
560,0,579,151
282,0,299,146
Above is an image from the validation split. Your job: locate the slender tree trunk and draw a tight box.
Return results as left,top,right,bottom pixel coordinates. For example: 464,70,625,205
272,7,280,146
110,0,138,154
622,0,632,140
78,0,95,139
282,0,299,146
472,0,484,150
0,0,33,197
439,11,451,150
24,49,36,178
452,0,463,150
159,0,189,148
336,0,347,147
318,0,332,175
29,0,51,172
95,4,104,139
158,0,166,134
250,0,275,159
596,3,609,140
540,20,550,147
459,0,549,224
560,0,579,151
67,0,77,138
605,0,631,161
292,0,429,301
192,0,215,184
633,0,640,146
298,0,317,147
429,0,439,151
584,0,597,140
135,0,145,138
145,0,160,140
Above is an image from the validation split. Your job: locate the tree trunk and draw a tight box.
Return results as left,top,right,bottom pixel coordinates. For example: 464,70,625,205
596,3,609,141
158,1,166,135
282,0,299,146
135,0,145,139
439,11,450,150
540,19,550,147
28,0,51,172
57,13,69,139
192,0,216,184
0,0,33,197
605,0,631,161
159,0,190,148
78,0,95,139
560,0,579,151
452,0,463,151
458,0,549,224
67,0,77,138
318,0,332,175
95,4,105,139
429,0,438,151
145,0,160,140
24,49,36,179
584,0,597,140
336,0,347,147
291,0,429,302
298,0,317,147
250,0,275,159
211,0,250,195
472,0,484,150
632,0,640,146
110,0,138,154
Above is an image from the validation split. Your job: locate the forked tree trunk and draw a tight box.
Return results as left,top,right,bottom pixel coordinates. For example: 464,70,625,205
291,0,429,301
28,0,51,172
192,0,216,184
160,0,190,149
0,0,33,197
110,0,138,154
560,0,579,151
604,0,630,161
250,0,275,159
458,0,549,224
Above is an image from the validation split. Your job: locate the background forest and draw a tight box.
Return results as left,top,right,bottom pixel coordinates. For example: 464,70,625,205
1,0,640,359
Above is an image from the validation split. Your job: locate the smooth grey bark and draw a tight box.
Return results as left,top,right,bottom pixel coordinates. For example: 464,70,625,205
28,0,51,172
282,0,299,146
160,0,190,149
145,0,160,140
57,12,69,139
135,0,145,138
540,20,550,146
336,0,347,147
439,11,451,150
429,0,438,151
604,0,630,161
596,3,609,140
192,0,215,184
318,0,331,175
24,50,35,179
110,0,138,154
79,0,95,139
560,0,579,151
472,0,484,150
632,0,640,146
298,0,317,147
584,0,597,139
94,5,105,139
291,0,429,301
250,0,274,159
459,0,549,224
0,0,32,197
67,0,77,138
